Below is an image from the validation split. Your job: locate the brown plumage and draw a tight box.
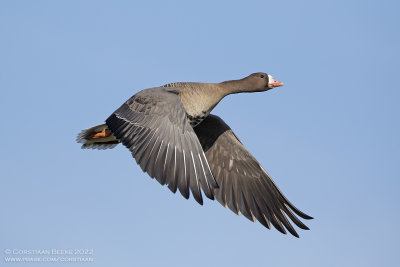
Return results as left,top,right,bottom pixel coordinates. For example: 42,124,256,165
77,72,312,237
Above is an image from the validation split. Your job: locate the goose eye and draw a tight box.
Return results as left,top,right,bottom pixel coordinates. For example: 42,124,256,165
260,75,264,78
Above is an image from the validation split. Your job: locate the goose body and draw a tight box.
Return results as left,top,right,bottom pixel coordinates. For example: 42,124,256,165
77,72,312,237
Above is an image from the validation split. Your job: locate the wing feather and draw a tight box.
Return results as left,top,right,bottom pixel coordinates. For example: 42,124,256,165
194,114,312,237
106,87,217,205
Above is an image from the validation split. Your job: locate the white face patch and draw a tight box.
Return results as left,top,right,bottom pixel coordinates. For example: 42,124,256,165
268,74,274,83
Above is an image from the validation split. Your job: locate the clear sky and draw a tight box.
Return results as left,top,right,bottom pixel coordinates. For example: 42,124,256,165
1,0,399,266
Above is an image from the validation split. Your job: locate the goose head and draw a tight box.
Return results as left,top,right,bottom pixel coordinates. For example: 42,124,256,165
220,72,284,94
245,72,284,91
218,72,284,95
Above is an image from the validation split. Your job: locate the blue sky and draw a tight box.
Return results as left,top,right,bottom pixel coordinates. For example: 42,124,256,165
1,0,399,266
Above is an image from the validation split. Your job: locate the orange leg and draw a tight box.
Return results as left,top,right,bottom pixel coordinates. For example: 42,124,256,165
90,129,111,139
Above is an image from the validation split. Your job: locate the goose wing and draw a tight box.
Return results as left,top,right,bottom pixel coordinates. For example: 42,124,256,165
106,87,218,205
194,114,312,237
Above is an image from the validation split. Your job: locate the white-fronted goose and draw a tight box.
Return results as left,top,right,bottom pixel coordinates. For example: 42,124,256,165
77,73,312,237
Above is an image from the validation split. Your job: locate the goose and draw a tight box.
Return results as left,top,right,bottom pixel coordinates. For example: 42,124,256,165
77,72,313,237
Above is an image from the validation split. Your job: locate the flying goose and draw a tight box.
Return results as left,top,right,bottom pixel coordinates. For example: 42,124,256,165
77,72,313,237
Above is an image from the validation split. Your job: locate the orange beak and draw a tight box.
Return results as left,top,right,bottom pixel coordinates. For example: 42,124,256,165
268,78,284,88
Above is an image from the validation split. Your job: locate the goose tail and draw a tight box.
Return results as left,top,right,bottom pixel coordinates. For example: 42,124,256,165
76,124,120,150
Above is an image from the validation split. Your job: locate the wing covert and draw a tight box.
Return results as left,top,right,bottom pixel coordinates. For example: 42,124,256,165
106,87,218,205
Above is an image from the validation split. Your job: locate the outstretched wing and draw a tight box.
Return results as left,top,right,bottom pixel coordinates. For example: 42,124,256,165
194,114,312,237
106,87,218,205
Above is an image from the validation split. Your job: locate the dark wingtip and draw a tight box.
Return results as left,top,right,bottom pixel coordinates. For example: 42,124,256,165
287,227,300,238
291,206,314,220
178,187,190,200
303,226,310,230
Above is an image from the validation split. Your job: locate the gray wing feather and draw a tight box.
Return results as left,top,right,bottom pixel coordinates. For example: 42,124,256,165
106,87,217,205
194,114,313,237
